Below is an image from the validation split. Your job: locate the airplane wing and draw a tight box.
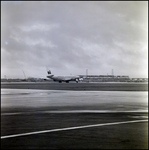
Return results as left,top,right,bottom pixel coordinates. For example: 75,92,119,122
43,78,52,81
62,77,73,81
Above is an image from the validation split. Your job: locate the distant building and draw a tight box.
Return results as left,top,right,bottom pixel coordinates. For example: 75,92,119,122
1,76,148,83
79,75,147,82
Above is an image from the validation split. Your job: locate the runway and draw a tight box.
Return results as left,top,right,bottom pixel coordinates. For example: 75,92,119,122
1,89,148,149
1,82,148,91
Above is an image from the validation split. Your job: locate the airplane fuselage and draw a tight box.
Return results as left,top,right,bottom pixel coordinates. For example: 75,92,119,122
47,75,80,83
46,70,82,83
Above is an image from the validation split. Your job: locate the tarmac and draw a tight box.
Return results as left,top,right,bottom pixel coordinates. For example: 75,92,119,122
1,83,148,149
1,82,148,91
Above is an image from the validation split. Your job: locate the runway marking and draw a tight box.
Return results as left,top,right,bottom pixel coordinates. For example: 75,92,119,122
43,110,148,113
1,110,148,115
1,112,22,116
1,119,148,139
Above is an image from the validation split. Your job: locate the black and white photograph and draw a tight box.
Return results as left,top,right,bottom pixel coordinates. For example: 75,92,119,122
1,1,148,149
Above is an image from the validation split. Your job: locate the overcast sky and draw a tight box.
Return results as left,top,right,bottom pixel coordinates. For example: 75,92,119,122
1,1,148,78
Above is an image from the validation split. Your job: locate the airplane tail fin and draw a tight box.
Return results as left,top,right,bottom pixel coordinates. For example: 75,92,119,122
47,70,52,74
47,69,54,78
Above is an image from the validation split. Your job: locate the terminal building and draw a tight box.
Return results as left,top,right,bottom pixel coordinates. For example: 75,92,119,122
79,75,148,82
79,75,130,82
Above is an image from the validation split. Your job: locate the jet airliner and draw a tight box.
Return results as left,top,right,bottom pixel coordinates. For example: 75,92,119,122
46,70,83,83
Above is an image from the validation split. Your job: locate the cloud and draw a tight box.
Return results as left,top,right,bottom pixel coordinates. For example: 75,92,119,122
18,23,60,32
1,1,148,78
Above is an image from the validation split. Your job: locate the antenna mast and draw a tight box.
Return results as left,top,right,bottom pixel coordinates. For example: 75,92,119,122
22,70,26,79
112,69,114,76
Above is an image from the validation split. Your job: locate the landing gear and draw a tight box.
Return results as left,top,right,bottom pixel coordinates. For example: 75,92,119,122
76,79,79,83
59,81,62,83
66,81,69,83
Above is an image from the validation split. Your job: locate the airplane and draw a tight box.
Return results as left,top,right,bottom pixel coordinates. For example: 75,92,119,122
46,70,83,83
